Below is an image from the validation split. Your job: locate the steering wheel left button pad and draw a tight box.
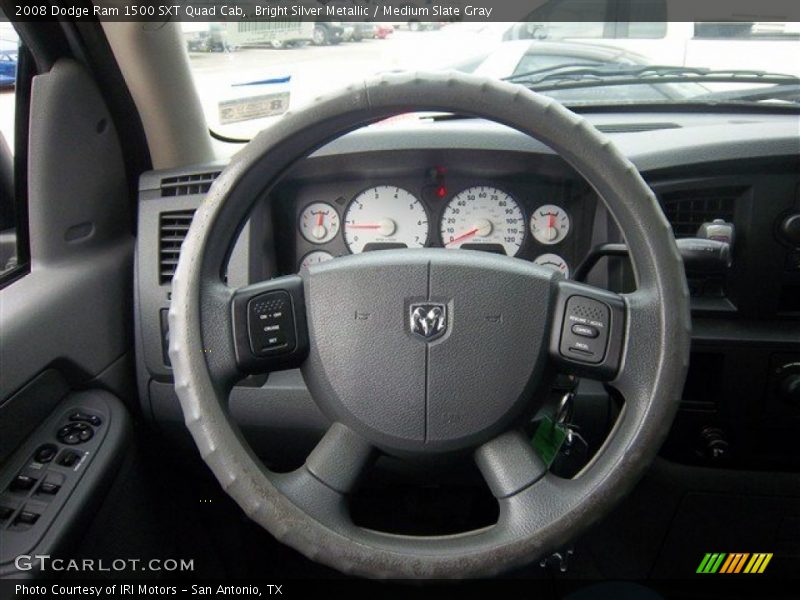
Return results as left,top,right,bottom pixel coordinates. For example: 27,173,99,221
231,274,309,373
248,291,296,355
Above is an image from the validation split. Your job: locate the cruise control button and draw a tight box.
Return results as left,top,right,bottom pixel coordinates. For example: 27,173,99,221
559,295,611,365
568,346,595,357
571,324,599,338
248,291,297,356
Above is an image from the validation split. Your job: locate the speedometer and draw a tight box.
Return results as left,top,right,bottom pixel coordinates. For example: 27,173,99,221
343,186,429,254
440,186,524,256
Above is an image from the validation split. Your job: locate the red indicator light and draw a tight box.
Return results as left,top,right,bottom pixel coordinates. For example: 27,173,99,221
436,186,447,198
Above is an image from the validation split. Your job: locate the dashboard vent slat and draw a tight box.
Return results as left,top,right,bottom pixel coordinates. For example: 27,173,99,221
160,171,221,197
158,210,196,284
660,188,739,238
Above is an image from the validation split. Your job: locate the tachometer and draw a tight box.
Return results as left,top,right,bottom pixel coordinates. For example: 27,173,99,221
343,186,428,254
440,186,524,256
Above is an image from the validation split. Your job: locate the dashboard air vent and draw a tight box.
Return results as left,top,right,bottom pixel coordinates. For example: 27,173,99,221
160,171,221,197
158,210,196,284
596,122,681,134
660,188,738,238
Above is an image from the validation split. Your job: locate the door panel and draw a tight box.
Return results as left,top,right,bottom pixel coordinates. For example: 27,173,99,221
0,58,133,405
0,54,136,575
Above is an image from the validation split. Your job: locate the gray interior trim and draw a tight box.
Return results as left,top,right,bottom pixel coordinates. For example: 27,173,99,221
0,59,133,401
100,22,215,170
310,115,800,173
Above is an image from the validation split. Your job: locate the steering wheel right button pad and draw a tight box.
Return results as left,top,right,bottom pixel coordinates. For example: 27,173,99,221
549,281,626,380
559,296,610,364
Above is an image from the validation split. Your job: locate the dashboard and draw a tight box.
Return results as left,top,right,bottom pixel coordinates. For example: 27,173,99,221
269,149,597,279
135,111,800,471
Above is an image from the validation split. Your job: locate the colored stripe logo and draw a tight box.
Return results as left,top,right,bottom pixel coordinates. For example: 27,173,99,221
697,553,773,574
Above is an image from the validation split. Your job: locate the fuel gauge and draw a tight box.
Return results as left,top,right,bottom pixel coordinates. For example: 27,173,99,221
300,203,340,244
531,204,570,245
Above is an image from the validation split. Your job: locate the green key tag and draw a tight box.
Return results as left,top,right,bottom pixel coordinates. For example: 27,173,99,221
531,416,569,467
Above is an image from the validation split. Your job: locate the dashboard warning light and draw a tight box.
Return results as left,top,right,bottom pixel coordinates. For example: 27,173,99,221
436,185,447,198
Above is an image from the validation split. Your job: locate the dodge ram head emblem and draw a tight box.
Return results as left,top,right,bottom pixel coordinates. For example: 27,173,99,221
409,303,447,341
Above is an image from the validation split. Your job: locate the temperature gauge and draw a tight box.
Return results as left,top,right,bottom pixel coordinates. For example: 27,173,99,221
530,204,570,245
534,253,569,278
299,202,340,244
299,250,334,270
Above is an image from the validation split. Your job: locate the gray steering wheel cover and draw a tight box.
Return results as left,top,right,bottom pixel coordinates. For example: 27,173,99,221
169,72,690,578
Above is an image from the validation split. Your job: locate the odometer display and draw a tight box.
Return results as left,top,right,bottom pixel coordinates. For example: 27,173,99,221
440,186,524,256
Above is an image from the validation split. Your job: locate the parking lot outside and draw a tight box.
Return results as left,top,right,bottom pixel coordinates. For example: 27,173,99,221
187,27,500,138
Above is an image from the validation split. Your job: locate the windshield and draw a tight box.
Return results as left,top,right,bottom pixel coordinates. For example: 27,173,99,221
182,19,800,140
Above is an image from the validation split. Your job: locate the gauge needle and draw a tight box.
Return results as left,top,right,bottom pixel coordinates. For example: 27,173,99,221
548,214,556,228
447,227,479,246
311,212,328,240
348,219,397,236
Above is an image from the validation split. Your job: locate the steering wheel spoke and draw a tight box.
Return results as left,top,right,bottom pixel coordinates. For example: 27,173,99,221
305,422,376,494
475,430,548,499
548,279,627,381
230,275,309,374
274,423,375,522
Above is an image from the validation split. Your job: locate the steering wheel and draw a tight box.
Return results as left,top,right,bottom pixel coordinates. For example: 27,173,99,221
169,72,690,578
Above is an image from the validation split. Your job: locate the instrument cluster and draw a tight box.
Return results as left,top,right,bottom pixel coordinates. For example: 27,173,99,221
285,172,588,278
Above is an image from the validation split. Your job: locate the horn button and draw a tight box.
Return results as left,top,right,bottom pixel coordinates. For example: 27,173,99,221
302,249,557,454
